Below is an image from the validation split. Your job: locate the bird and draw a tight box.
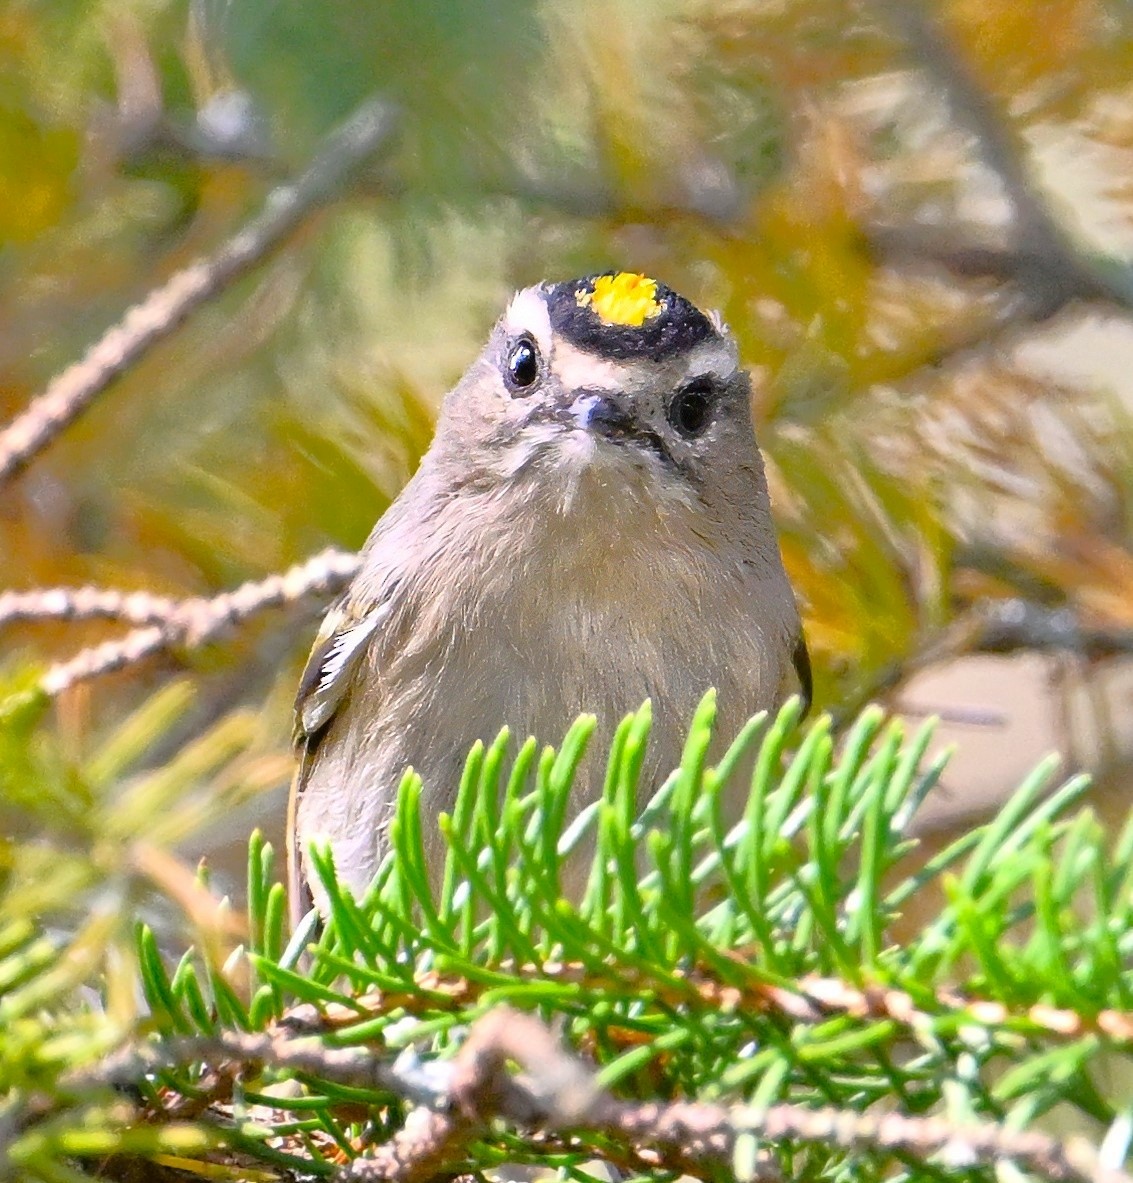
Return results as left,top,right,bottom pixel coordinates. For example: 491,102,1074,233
288,271,809,919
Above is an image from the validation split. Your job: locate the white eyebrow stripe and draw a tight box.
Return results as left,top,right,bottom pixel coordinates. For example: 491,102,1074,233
550,339,627,391
502,286,554,358
680,337,740,382
551,337,741,393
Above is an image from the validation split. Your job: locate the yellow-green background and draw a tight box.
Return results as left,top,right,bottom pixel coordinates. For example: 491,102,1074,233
4,0,1133,892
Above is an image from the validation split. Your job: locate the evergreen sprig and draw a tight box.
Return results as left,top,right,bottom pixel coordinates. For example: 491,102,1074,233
2,686,1131,1181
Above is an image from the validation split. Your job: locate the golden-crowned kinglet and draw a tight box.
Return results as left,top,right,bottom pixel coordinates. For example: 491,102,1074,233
288,272,809,917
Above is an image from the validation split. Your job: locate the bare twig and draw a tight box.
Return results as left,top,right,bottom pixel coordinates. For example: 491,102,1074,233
340,1009,1133,1183
65,1028,429,1102
280,963,1133,1050
41,548,359,696
599,1100,1123,1183
835,597,1133,727
969,599,1133,660
876,3,1133,317
0,586,181,629
0,98,398,487
884,4,1057,251
74,1007,1129,1183
865,223,1116,318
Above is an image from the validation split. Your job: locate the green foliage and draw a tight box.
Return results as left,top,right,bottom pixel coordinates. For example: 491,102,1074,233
3,685,1130,1181
11,0,1133,717
4,3,1133,1176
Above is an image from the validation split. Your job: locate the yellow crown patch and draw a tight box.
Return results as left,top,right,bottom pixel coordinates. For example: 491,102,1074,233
575,272,664,328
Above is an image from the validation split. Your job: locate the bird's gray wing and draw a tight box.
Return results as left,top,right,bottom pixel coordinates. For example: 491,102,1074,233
293,599,390,743
792,632,813,717
286,591,392,927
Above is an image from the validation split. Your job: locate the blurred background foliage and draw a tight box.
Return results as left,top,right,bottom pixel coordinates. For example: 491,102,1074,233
3,0,1133,897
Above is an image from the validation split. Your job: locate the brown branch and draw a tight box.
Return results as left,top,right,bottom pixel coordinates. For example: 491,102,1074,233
339,1009,1132,1183
60,1006,1132,1183
281,963,1133,1051
0,97,398,487
834,597,1133,728
864,223,1116,320
0,586,182,629
40,548,359,696
876,3,1133,317
598,1100,1121,1183
966,599,1133,660
883,3,1057,251
63,1028,439,1108
920,598,1133,670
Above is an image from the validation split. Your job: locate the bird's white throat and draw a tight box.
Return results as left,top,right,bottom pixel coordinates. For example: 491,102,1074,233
501,420,694,519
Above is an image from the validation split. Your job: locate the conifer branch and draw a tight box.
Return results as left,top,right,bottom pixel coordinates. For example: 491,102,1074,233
0,586,182,629
0,97,397,487
280,965,1133,1049
78,1008,1131,1183
472,1007,1125,1183
40,548,359,695
5,699,1130,1180
877,3,1133,317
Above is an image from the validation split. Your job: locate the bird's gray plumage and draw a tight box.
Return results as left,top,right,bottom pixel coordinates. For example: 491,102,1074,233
288,273,808,918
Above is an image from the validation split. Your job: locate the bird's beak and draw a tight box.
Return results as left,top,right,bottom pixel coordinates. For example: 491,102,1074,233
568,391,635,435
566,389,675,466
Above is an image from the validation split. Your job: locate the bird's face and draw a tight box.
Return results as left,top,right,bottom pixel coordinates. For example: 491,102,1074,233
435,273,766,522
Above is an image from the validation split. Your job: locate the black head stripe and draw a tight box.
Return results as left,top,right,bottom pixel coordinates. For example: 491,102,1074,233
544,273,718,360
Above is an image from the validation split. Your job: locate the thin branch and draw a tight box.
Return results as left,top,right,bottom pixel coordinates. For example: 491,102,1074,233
65,1028,437,1105
835,597,1133,727
41,548,359,696
876,3,1133,317
598,1100,1122,1183
0,97,398,487
341,1009,1133,1183
883,3,1057,251
864,223,1116,319
0,586,181,629
968,599,1133,660
73,1007,1129,1183
280,963,1133,1050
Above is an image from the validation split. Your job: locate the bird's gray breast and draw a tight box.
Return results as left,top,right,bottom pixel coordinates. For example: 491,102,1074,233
393,519,786,828
296,479,794,901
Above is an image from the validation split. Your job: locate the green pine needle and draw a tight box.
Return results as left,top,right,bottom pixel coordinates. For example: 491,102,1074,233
3,688,1132,1180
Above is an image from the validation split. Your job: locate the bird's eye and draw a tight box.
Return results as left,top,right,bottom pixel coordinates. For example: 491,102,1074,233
667,380,715,438
505,337,540,394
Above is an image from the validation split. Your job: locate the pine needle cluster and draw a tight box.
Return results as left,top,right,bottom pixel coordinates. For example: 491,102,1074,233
2,681,1130,1181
